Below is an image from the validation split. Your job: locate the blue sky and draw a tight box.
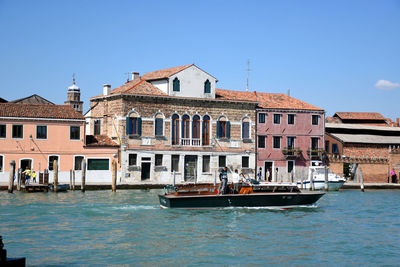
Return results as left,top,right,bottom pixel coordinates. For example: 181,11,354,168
1,0,399,119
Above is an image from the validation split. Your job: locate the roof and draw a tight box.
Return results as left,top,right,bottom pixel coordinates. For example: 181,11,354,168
329,133,400,144
11,94,54,105
109,78,167,97
85,135,119,147
333,112,386,121
326,123,400,132
0,97,7,103
215,89,324,111
0,103,84,120
141,64,193,81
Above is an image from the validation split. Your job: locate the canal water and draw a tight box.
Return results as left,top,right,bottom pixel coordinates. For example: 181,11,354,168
1,189,399,266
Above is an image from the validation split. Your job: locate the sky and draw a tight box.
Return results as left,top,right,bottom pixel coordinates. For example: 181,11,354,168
0,0,399,119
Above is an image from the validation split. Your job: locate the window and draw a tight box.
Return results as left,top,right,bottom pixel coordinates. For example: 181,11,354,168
171,155,179,172
155,114,164,136
288,114,295,125
217,117,230,139
94,120,101,135
182,115,190,139
287,160,294,173
242,156,249,168
204,79,211,94
70,126,80,140
36,125,47,139
129,154,137,166
0,125,6,138
273,114,281,124
202,115,210,145
219,155,226,168
258,113,266,123
48,155,59,171
325,141,330,153
332,143,339,154
311,137,319,150
0,155,3,172
202,155,210,172
312,115,319,125
258,136,266,148
88,159,109,170
273,136,281,149
242,118,250,139
126,116,142,136
173,77,180,92
12,125,23,139
74,156,84,170
172,114,180,145
192,115,200,139
287,136,295,149
155,154,163,166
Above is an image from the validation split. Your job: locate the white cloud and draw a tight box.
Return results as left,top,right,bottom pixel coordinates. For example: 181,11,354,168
375,80,400,90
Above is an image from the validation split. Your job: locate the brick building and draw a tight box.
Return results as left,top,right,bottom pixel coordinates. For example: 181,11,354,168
325,112,400,183
87,65,257,184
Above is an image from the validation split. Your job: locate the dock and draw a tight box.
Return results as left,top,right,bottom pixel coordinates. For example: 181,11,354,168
20,184,49,192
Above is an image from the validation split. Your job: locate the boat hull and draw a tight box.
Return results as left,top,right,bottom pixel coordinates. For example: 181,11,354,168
159,192,324,209
297,180,345,191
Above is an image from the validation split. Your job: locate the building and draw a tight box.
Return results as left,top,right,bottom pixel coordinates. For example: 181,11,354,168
11,94,54,105
325,112,400,183
64,77,83,113
87,64,257,184
0,103,119,184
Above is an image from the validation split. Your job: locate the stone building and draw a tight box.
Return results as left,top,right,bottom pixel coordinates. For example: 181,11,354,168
64,77,83,113
88,64,257,184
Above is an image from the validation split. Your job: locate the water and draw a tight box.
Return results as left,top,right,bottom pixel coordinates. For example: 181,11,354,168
1,190,400,266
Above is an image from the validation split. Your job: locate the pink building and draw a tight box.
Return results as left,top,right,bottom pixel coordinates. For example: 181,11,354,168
255,93,325,182
0,103,119,184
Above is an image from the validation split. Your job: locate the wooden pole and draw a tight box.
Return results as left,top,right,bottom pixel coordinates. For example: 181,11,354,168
310,169,315,191
81,160,86,192
53,160,58,192
324,165,329,191
213,170,216,186
8,160,15,193
173,170,176,187
69,170,72,190
360,168,365,192
17,168,22,191
72,170,75,190
112,160,117,192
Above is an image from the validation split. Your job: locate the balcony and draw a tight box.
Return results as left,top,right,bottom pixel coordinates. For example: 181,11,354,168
282,147,302,159
180,138,201,147
307,148,325,160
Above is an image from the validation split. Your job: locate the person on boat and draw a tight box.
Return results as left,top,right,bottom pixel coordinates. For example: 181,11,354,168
23,167,31,185
219,167,228,195
232,169,240,193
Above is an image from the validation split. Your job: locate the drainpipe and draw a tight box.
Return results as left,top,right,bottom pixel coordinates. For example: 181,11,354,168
255,108,258,180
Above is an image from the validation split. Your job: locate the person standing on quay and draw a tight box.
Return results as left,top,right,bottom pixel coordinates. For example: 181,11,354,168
390,169,397,183
219,167,228,195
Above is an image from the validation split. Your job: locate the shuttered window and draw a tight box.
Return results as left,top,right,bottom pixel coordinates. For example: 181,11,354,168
242,121,249,139
173,77,180,92
87,159,109,170
204,80,211,93
126,117,142,136
155,118,163,136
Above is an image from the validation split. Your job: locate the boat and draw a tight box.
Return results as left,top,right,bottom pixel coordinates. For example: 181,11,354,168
159,182,325,209
48,183,69,192
297,166,346,191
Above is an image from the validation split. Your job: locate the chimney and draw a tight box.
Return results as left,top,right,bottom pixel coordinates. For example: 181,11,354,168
103,84,111,96
131,72,140,81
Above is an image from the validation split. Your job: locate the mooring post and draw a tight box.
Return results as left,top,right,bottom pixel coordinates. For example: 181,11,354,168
8,161,15,193
193,168,197,185
72,170,75,190
310,169,315,191
173,171,176,187
300,177,304,189
81,160,86,192
69,170,72,190
17,168,22,191
360,168,365,192
53,160,58,192
112,160,117,192
324,165,329,191
214,170,217,186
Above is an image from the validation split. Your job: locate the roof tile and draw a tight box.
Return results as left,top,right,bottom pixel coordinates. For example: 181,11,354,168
0,103,84,120
141,64,193,81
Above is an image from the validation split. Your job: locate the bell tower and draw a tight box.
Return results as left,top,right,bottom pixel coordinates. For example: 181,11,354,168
65,74,83,113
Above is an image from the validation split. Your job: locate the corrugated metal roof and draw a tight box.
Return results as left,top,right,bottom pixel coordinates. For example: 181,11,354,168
326,123,400,132
329,133,400,144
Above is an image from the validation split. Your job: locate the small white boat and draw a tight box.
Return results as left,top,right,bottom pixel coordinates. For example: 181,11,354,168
297,166,346,191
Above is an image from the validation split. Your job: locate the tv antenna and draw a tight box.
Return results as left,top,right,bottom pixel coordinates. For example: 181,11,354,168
124,72,131,83
246,59,251,91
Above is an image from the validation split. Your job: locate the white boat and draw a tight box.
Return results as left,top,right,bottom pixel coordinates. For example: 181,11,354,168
297,166,346,191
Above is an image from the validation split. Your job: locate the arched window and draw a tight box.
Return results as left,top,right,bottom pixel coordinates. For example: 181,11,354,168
242,117,250,139
155,113,164,136
202,115,210,145
126,112,141,136
217,116,230,139
171,114,180,145
173,77,180,92
181,115,190,144
204,79,211,94
192,115,200,139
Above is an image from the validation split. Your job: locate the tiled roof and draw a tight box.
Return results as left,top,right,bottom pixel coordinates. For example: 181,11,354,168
110,78,167,97
334,112,386,121
215,89,323,111
141,64,193,81
326,116,342,123
0,103,84,120
85,135,119,147
11,94,54,105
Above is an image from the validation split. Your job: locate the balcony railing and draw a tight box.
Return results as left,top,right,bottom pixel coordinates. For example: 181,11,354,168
307,148,325,160
180,138,201,147
282,147,302,159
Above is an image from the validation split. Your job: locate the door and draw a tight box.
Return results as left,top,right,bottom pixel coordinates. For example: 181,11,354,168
141,162,151,180
264,162,273,182
21,159,32,171
184,155,197,182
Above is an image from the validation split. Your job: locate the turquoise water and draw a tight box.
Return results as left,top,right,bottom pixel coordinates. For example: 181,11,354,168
1,189,400,266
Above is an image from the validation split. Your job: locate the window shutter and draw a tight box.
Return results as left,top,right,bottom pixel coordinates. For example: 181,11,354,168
126,117,131,135
138,117,142,136
242,122,249,139
155,118,163,136
217,121,220,138
226,121,231,139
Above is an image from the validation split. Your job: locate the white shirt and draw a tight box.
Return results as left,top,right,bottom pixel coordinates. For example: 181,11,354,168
232,172,240,183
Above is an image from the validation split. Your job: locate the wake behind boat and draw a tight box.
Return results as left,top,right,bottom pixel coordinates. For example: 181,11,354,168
159,182,324,209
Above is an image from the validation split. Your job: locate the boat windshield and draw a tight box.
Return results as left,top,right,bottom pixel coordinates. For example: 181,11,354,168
312,168,334,175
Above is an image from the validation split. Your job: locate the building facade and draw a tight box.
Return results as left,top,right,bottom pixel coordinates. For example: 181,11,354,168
88,65,257,184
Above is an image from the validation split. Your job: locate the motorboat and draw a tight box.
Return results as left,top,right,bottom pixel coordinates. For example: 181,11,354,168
159,182,325,209
297,166,346,191
48,183,69,192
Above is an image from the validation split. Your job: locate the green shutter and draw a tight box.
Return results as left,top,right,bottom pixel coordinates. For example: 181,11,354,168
126,117,131,135
138,117,142,136
226,121,231,139
217,121,220,138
